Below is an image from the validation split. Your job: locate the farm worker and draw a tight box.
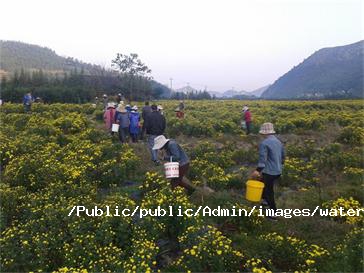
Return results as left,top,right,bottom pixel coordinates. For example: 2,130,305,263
115,104,130,143
179,100,185,111
153,135,195,194
117,93,123,103
157,105,164,115
251,122,285,221
144,104,166,165
175,100,185,118
23,92,34,113
125,104,132,113
103,103,116,134
95,96,99,105
242,105,252,135
141,101,152,140
129,105,141,143
102,94,108,110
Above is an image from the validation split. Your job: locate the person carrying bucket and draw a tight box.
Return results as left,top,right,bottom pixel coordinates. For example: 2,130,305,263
153,135,195,194
103,102,116,134
251,122,285,221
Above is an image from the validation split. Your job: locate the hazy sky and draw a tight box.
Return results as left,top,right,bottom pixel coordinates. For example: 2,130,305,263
1,0,363,91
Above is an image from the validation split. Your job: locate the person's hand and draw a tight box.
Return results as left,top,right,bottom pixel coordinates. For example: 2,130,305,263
251,170,261,179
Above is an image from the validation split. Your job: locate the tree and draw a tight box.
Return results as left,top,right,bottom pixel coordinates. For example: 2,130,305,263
111,53,152,101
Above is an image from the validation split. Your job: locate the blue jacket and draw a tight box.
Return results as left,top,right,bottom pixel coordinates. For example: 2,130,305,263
129,112,140,134
164,139,189,166
257,135,285,175
23,94,34,105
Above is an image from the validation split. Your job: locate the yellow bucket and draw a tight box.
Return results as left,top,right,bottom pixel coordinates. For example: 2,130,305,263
245,180,265,202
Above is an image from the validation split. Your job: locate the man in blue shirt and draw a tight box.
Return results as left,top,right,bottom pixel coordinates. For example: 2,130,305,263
23,92,34,113
252,122,285,219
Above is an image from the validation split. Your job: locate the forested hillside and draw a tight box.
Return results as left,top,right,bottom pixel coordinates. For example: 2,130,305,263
262,40,364,99
0,40,107,75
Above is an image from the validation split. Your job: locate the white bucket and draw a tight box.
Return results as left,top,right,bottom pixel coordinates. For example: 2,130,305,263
111,123,119,132
164,162,180,179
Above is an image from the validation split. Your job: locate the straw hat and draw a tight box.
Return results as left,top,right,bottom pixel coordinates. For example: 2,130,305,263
157,105,163,110
153,135,170,150
132,105,138,111
242,106,249,112
117,104,126,112
259,122,276,135
107,102,115,109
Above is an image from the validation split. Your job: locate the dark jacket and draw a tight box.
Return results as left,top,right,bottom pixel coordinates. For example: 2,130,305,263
145,111,166,135
142,105,152,120
164,139,189,166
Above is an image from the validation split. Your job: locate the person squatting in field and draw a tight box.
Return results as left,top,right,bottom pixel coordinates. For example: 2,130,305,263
153,135,196,194
251,122,285,221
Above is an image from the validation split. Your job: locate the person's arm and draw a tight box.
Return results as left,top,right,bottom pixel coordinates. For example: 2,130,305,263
164,143,181,162
281,145,285,165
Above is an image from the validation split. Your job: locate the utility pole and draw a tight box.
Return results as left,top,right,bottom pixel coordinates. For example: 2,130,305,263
169,78,173,91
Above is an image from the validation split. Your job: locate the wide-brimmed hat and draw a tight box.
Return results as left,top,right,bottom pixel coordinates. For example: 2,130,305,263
132,105,138,111
107,102,115,109
242,106,249,112
117,104,126,112
259,122,276,135
157,105,163,110
153,135,170,150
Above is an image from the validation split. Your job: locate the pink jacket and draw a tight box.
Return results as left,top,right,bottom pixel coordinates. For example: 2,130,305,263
103,108,116,130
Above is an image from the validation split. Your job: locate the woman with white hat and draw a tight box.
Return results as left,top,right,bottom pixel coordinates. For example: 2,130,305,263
129,105,140,143
157,105,164,115
103,102,116,134
153,135,195,194
251,122,285,221
242,105,252,135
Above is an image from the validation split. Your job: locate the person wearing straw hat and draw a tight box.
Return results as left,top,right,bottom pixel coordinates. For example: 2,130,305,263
115,104,130,143
251,122,285,221
242,105,252,135
153,135,195,194
103,102,116,134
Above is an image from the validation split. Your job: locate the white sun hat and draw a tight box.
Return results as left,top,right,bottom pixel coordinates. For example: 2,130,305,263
242,106,249,112
107,102,115,109
157,105,163,110
132,105,138,111
259,122,276,135
153,135,170,150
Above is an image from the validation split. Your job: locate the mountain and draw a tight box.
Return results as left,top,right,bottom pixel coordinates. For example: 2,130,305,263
250,85,270,97
262,40,364,99
222,89,252,98
0,40,109,76
175,85,199,93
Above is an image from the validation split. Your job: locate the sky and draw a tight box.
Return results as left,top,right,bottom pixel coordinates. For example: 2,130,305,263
0,0,363,92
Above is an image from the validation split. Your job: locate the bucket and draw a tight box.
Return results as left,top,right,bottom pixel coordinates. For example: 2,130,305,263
111,123,119,132
164,162,179,179
245,180,265,202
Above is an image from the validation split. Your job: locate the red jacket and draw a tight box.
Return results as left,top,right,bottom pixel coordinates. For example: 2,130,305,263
244,110,252,123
